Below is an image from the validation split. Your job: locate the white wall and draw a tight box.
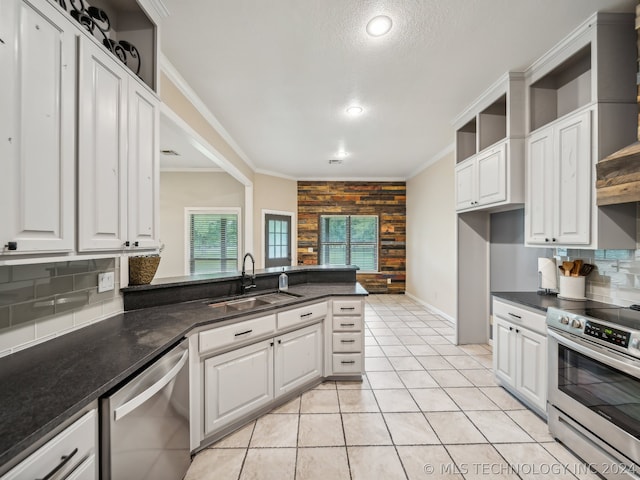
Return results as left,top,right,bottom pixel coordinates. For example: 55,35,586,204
157,172,245,278
406,153,456,318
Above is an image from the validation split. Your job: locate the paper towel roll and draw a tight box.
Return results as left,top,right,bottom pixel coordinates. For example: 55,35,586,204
538,257,557,290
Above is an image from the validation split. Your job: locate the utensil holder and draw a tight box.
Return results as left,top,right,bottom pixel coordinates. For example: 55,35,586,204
558,276,586,301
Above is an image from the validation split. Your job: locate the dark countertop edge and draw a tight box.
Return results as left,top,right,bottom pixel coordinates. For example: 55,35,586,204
121,265,360,292
0,282,367,470
491,291,618,313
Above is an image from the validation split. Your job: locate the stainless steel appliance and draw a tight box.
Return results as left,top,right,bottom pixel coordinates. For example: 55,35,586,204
547,306,640,479
101,339,190,480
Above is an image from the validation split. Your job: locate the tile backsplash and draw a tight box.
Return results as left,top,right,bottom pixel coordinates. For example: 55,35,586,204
560,206,640,306
0,258,123,357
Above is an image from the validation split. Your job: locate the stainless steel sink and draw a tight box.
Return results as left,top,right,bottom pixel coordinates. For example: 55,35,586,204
207,291,299,312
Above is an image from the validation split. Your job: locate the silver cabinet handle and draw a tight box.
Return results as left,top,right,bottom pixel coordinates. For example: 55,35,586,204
114,350,188,421
36,448,78,480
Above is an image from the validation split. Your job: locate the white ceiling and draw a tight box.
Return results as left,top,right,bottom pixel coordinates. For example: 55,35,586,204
160,0,636,180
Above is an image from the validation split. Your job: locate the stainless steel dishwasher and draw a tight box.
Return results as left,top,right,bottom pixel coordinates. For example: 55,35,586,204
101,339,190,480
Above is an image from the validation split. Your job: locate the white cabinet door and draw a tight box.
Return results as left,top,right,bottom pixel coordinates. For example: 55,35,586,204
515,326,547,413
0,0,75,253
77,37,128,251
455,159,476,210
493,317,516,387
526,126,555,244
476,143,506,206
554,110,591,245
127,81,159,248
274,323,323,397
204,339,273,435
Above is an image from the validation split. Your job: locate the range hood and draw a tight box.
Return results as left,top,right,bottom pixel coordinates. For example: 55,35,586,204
596,5,640,207
596,140,640,206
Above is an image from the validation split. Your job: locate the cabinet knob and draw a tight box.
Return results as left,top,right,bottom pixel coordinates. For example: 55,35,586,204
509,326,513,331
134,241,139,247
124,241,130,247
4,242,17,251
544,238,549,242
470,201,474,206
0,38,5,45
552,238,556,242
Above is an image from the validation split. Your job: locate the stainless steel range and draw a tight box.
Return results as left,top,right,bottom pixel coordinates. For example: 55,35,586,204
546,306,640,479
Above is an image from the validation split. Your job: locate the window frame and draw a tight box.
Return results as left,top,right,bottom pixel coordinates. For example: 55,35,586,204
184,207,242,275
318,214,379,273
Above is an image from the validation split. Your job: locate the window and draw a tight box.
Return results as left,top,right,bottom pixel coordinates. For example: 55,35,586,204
319,215,378,272
186,209,240,275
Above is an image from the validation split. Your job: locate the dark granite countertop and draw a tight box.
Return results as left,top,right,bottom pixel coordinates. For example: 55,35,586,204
0,282,367,472
492,291,617,313
121,265,360,292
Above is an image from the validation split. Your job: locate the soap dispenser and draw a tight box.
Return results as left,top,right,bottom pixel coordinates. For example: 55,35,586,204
278,268,288,291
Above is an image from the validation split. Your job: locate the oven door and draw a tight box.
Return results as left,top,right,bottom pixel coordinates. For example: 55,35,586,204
548,328,640,468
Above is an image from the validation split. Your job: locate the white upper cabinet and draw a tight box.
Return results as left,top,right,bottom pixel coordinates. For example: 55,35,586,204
127,81,160,249
0,0,76,254
78,37,160,251
78,38,128,251
526,110,591,245
524,12,637,249
453,73,525,213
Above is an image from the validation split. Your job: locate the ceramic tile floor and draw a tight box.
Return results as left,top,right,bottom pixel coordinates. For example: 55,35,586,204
185,295,599,480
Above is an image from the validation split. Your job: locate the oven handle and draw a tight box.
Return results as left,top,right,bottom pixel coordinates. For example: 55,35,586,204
113,349,189,422
548,329,640,378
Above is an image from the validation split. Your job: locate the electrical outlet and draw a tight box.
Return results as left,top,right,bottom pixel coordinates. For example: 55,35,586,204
307,247,313,253
387,278,391,284
98,272,115,293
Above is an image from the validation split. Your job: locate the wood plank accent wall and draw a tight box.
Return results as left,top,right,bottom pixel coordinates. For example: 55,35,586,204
297,181,406,294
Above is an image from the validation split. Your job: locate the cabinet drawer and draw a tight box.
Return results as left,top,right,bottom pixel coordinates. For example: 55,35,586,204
277,302,327,330
493,299,546,336
332,299,362,315
332,316,362,332
2,410,97,480
332,332,363,353
332,354,363,374
199,315,276,354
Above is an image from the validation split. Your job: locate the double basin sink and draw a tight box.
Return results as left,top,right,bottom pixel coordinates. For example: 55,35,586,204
207,291,300,314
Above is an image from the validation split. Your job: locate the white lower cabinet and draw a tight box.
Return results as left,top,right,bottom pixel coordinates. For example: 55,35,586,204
202,316,325,437
1,409,98,480
274,323,323,397
204,339,274,435
493,299,547,417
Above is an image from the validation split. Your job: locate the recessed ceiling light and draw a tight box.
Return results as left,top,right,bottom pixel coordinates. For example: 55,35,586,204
346,105,363,116
366,15,392,37
335,150,348,159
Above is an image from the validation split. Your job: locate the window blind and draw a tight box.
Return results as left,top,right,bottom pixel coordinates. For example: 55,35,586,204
189,213,238,274
319,215,378,272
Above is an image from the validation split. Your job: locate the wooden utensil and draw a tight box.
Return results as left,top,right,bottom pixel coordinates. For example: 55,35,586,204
572,260,583,277
562,261,574,277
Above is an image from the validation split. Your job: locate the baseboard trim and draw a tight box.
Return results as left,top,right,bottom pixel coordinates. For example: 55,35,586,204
404,292,456,325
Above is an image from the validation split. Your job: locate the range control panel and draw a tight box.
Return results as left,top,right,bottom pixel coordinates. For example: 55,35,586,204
584,321,630,348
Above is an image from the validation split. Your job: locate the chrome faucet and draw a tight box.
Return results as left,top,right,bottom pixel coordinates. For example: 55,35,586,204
241,252,256,294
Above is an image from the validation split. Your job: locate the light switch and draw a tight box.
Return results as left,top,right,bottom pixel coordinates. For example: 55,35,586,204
98,272,115,293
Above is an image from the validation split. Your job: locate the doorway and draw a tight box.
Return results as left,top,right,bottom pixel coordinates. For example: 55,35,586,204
264,212,292,268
